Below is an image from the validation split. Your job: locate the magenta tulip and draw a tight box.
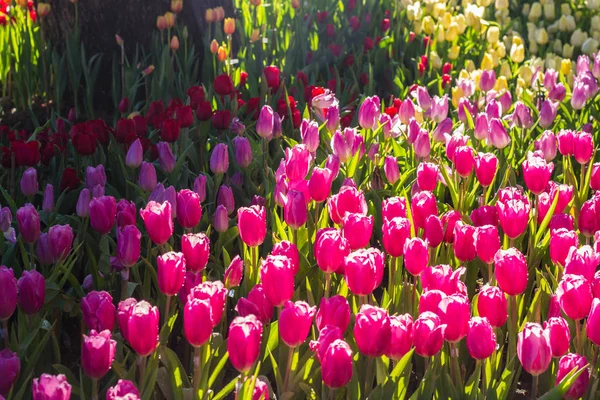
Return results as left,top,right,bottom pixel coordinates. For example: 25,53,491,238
341,213,373,250
157,252,186,296
475,225,501,264
116,225,141,268
139,162,157,192
32,374,71,400
517,322,552,376
556,353,590,400
385,314,414,361
81,290,116,332
453,222,476,262
382,197,407,221
413,311,445,357
556,274,592,320
354,305,391,357
315,295,350,332
404,237,429,276
477,285,507,328
260,255,294,307
17,204,40,244
0,349,19,396
328,186,368,226
106,380,140,400
314,228,350,274
237,205,267,247
90,196,117,235
523,155,554,195
17,270,45,315
494,248,528,296
420,264,466,296
176,189,202,229
81,329,116,379
140,201,174,245
284,190,308,229
544,317,570,358
564,245,599,281
224,256,244,289
466,317,496,361
344,248,385,296
227,315,263,373
586,298,600,345
0,267,17,321
438,294,470,343
321,339,353,389
382,217,411,257
272,240,300,275
181,233,210,273
497,198,530,239
187,281,227,328
550,229,578,267
124,300,159,356
279,300,316,347
184,297,212,347
417,162,438,191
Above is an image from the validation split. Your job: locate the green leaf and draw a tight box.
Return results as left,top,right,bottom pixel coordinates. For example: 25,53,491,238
159,346,190,398
464,362,481,399
538,365,588,400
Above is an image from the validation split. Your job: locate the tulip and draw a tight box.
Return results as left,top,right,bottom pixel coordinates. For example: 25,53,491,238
474,113,489,141
181,233,210,273
21,168,39,196
466,317,496,359
86,165,106,190
578,198,598,237
544,317,570,358
116,225,141,268
384,156,400,184
549,229,578,267
416,162,438,191
260,255,294,307
557,129,575,156
564,245,599,281
124,300,159,356
454,146,474,178
382,197,407,221
184,297,212,347
47,224,74,263
232,136,252,168
475,225,501,265
210,143,229,174
300,119,320,151
279,301,316,347
424,215,443,248
354,305,391,357
384,314,413,361
413,311,445,357
308,167,332,203
535,131,558,162
497,198,530,239
224,256,244,288
321,339,353,389
411,191,437,231
157,142,176,173
139,162,157,192
32,374,71,400
228,315,263,373
237,205,267,247
430,95,448,123
556,353,590,400
421,265,466,295
517,323,552,376
587,298,600,345
256,105,275,140
414,129,431,158
214,205,229,233
17,270,45,315
358,96,380,130
193,175,207,203
74,189,91,218
343,248,384,296
0,267,17,321
40,184,54,213
489,118,510,149
474,153,498,187
16,204,40,244
125,138,143,169
187,281,227,328
438,294,470,343
175,189,201,229
314,228,350,274
341,213,373,250
404,237,429,276
217,185,234,214
0,349,19,396
81,290,116,332
494,248,528,296
116,199,137,228
157,252,186,296
453,222,476,262
315,295,350,332
328,186,368,225
522,155,554,195
81,329,116,379
574,132,594,165
285,145,312,182
236,284,274,324
477,285,507,328
140,201,174,245
89,196,117,236
106,380,140,400
398,98,415,125
284,190,308,229
512,102,534,129
271,241,299,276
556,274,592,320
539,100,558,129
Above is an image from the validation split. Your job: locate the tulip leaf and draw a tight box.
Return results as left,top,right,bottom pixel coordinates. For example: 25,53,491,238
212,376,238,400
208,351,229,390
159,346,190,397
346,150,362,179
534,190,559,245
142,353,160,400
464,361,481,399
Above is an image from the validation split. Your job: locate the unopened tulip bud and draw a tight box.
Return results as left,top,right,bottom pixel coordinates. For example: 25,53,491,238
210,39,219,54
170,36,180,51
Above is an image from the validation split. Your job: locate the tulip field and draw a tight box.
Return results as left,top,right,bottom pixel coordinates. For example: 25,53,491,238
3,0,600,398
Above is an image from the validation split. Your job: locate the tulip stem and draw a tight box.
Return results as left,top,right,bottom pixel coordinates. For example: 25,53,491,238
193,345,202,395
138,355,147,391
509,296,518,359
283,346,294,393
530,375,538,400
487,263,493,284
364,357,374,395
324,273,331,299
164,295,172,327
2,320,8,348
481,360,487,399
91,378,98,400
29,243,35,269
575,319,582,354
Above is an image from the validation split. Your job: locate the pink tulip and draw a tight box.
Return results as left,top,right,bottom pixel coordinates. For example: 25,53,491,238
279,300,316,347
354,305,391,357
342,213,373,250
285,144,312,181
176,189,202,229
358,96,380,130
116,225,141,268
479,70,496,92
321,339,353,389
382,197,407,221
413,311,446,357
17,204,40,244
556,274,592,320
466,317,496,359
314,228,350,274
404,237,429,276
32,373,71,400
544,317,570,358
124,300,159,356
237,205,267,247
556,353,590,400
315,295,350,332
489,118,510,149
385,314,414,360
217,185,234,213
535,131,558,162
214,205,229,233
157,252,186,296
17,270,45,315
424,215,443,248
421,265,466,296
106,380,140,399
438,294,470,342
308,167,333,203
0,267,17,321
184,297,212,347
301,119,320,151
574,132,593,164
228,315,263,373
497,198,530,239
81,329,116,379
475,225,501,264
419,289,445,314
550,229,578,267
522,154,554,195
260,255,294,307
327,186,367,225
517,323,552,376
384,156,400,184
209,143,229,174
454,146,474,178
441,210,461,243
126,139,143,168
139,162,157,192
477,285,507,328
417,162,438,191
471,205,498,227
586,298,600,345
20,167,38,196
453,222,476,262
181,233,210,273
81,290,116,333
140,201,173,245
494,248,528,296
411,191,437,231
564,245,599,281
224,256,244,288
284,190,308,229
344,248,384,296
